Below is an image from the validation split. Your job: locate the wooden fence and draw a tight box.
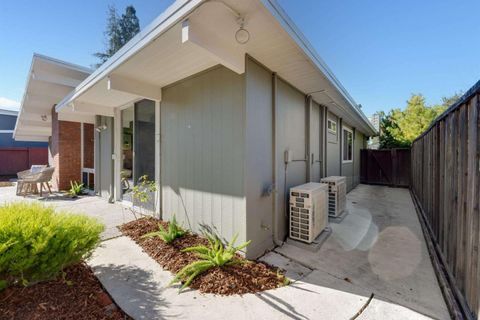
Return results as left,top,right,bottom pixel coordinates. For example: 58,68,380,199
0,147,48,176
360,149,410,187
411,82,479,319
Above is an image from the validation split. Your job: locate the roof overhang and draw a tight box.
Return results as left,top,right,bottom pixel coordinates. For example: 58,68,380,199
55,0,376,136
13,54,93,142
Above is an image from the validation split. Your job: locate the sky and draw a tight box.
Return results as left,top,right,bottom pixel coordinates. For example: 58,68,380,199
1,1,479,117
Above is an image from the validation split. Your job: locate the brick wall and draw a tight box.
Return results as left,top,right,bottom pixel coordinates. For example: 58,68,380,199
50,110,83,191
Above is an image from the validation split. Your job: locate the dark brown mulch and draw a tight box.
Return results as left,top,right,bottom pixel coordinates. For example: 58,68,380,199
120,217,287,295
0,263,130,320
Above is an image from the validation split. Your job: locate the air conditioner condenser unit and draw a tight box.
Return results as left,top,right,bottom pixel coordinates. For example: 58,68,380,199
289,182,328,243
320,176,347,218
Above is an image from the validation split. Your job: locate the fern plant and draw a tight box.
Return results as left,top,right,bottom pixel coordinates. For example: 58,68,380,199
170,232,251,291
68,181,84,198
141,215,186,244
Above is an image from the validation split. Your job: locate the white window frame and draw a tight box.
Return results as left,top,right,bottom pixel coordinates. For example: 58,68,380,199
342,127,353,164
327,118,337,134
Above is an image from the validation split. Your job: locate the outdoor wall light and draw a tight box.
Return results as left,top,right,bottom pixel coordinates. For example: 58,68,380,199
235,17,250,44
96,124,107,132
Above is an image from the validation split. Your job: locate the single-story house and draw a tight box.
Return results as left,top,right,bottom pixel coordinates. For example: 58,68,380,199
14,0,376,258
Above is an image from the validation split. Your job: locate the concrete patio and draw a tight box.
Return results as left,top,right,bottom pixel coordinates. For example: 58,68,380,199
0,183,449,319
0,184,135,239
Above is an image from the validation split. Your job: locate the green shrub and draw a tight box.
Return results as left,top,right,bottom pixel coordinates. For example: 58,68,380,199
141,215,186,244
0,202,104,289
170,232,251,291
68,181,84,197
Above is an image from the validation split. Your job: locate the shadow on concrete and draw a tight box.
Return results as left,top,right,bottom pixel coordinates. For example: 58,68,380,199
256,291,309,320
269,184,450,320
92,264,177,320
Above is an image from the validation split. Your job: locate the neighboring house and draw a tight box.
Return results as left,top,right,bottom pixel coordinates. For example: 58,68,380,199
0,108,48,176
14,0,376,258
0,108,47,148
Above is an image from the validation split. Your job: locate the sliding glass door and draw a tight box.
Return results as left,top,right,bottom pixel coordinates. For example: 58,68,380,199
120,99,155,208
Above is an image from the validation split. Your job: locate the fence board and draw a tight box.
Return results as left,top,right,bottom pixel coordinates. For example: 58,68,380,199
360,149,410,187
411,87,480,319
0,147,48,176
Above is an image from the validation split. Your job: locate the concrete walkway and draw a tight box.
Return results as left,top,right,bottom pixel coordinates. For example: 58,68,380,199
0,184,135,239
86,184,449,320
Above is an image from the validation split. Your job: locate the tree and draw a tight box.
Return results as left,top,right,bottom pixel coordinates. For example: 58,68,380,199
379,93,459,149
93,5,140,68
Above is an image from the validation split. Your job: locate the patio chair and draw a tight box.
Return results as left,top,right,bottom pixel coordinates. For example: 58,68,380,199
17,167,55,197
16,165,47,195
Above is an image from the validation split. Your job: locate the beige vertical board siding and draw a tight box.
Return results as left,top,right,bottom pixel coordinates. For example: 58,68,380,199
341,122,354,191
310,101,323,182
244,58,275,257
326,111,340,176
161,66,246,243
275,78,307,240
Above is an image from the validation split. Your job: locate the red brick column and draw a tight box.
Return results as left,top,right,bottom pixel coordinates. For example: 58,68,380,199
49,110,82,191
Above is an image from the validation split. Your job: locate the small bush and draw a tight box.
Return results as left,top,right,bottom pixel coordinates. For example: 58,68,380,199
141,215,186,244
170,232,251,291
0,202,104,289
68,181,84,197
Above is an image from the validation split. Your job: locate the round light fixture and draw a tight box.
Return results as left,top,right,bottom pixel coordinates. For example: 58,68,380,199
235,27,250,44
235,17,250,44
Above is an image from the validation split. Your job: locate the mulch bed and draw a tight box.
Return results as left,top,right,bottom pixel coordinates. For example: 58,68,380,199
0,263,130,320
120,217,287,295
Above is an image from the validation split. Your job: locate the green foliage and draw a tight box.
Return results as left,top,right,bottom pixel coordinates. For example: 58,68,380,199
170,232,251,291
379,93,461,148
94,5,140,67
132,175,157,204
0,202,104,289
141,215,186,244
68,181,84,197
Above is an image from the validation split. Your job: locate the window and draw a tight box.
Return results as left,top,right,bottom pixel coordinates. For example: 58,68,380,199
327,119,337,134
343,128,353,163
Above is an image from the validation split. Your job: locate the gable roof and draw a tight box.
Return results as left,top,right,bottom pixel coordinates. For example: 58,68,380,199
53,0,375,135
13,54,92,141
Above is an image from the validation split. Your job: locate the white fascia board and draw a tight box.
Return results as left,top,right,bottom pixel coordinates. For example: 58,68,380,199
0,109,18,116
261,0,376,136
14,134,49,142
33,53,93,74
55,0,203,113
68,102,115,117
107,74,162,101
32,71,84,88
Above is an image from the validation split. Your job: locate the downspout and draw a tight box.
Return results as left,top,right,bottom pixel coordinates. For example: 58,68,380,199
323,106,328,177
339,117,343,176
306,95,312,182
108,117,115,203
94,116,100,195
271,72,283,247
